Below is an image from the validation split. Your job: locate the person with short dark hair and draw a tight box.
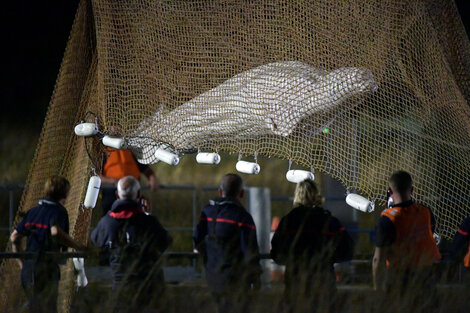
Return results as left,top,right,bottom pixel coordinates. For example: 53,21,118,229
10,176,86,313
91,176,172,311
271,179,353,313
194,173,261,313
372,170,441,311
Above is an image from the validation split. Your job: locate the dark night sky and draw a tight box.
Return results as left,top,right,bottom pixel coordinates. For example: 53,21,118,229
1,1,79,129
1,1,469,131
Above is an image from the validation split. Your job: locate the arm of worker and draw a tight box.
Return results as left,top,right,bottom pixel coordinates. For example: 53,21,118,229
372,215,395,291
329,216,354,262
141,166,160,192
270,216,289,265
193,210,208,254
50,225,87,251
372,246,389,291
99,174,118,185
90,219,108,248
10,230,25,269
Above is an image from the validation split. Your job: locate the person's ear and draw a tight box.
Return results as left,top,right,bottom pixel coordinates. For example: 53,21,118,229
410,186,414,195
218,188,223,197
239,189,245,199
387,187,393,195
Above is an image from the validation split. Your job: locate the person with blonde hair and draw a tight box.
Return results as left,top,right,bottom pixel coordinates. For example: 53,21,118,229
271,179,353,313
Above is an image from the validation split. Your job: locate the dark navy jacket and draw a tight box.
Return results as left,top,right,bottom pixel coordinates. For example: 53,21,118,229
91,199,172,286
193,198,261,292
16,198,69,263
271,205,353,276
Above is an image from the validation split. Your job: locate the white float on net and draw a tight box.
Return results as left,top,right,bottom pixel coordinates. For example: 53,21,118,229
74,122,98,137
102,135,126,149
345,193,375,213
72,257,88,287
236,160,260,175
196,152,221,165
286,169,315,183
155,148,179,166
83,175,101,209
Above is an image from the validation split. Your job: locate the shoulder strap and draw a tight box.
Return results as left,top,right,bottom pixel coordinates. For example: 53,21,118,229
381,207,401,223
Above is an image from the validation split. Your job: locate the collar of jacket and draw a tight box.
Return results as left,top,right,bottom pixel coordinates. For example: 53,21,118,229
109,199,144,219
209,197,245,209
391,199,414,208
38,198,62,207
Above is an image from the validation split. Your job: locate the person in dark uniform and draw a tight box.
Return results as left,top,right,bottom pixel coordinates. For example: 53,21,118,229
373,170,441,312
91,175,172,312
193,173,261,313
98,147,160,266
270,179,353,313
10,176,87,313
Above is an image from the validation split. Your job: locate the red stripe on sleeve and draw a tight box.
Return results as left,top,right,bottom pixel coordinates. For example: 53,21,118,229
458,228,469,236
24,222,49,229
200,217,255,229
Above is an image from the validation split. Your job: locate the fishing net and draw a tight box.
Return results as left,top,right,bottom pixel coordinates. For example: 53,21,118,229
1,0,470,311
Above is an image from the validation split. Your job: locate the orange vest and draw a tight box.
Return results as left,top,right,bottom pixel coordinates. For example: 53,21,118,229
103,150,141,180
381,202,441,269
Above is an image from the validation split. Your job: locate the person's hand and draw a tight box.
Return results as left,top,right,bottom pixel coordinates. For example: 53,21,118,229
148,175,160,192
16,259,24,270
99,176,119,186
140,197,152,214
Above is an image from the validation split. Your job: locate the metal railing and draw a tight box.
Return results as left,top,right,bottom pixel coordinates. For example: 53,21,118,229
0,184,24,233
1,184,466,284
0,184,375,243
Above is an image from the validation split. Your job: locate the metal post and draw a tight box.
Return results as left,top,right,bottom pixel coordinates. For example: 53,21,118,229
246,187,272,287
9,190,14,232
192,189,197,232
192,188,197,269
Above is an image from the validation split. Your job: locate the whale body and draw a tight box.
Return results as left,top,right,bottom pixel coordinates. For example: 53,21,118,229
131,61,377,164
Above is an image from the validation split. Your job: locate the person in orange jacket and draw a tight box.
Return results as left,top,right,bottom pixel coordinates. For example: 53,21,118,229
100,149,159,216
372,170,441,311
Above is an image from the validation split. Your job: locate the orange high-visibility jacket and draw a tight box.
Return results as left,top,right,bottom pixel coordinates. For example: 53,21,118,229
381,202,441,269
103,150,141,180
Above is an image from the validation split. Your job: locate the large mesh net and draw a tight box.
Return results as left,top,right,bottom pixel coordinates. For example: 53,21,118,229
1,0,470,311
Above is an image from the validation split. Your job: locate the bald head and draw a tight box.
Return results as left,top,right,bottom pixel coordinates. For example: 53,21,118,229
117,176,141,200
219,174,244,199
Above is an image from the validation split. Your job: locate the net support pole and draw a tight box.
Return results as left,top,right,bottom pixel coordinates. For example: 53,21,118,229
9,190,14,232
246,187,271,287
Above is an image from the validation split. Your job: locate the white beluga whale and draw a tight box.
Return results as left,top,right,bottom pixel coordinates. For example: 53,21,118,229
130,61,377,164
